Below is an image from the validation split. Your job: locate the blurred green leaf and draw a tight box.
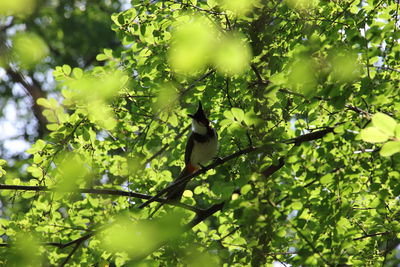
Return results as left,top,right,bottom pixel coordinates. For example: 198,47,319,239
213,33,252,75
0,0,36,17
101,215,182,259
168,14,217,74
12,33,48,69
218,0,256,15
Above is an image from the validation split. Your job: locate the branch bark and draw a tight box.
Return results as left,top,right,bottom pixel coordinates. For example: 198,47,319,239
5,67,48,136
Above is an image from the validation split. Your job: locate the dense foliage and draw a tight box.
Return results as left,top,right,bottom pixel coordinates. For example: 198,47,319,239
1,0,400,266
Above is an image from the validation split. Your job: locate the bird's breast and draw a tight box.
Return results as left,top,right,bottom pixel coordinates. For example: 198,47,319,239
190,137,218,168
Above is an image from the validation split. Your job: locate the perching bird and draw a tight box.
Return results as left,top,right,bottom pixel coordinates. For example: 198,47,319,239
142,101,218,216
166,101,218,201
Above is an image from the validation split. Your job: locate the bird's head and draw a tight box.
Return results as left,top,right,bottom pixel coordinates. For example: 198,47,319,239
188,101,210,134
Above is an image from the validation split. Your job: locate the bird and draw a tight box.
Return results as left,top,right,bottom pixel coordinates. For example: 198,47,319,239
141,101,218,216
166,101,218,201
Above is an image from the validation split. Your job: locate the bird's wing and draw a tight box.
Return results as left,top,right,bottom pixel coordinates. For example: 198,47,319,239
184,132,194,165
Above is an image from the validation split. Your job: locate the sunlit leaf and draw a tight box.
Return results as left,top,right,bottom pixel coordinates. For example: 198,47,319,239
154,83,179,112
395,124,400,139
53,152,90,193
360,127,389,143
286,0,319,10
380,141,400,157
371,112,397,136
8,232,42,266
231,107,244,122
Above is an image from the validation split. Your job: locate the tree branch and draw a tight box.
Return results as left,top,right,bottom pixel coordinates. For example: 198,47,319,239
285,127,335,145
5,67,48,136
262,157,285,177
185,202,225,229
353,231,389,241
345,104,371,117
0,185,198,212
59,236,86,267
0,232,93,249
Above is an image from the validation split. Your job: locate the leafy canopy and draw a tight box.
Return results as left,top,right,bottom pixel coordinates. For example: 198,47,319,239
1,0,400,266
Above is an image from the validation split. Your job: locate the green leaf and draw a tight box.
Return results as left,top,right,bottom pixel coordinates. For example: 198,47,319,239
33,154,43,164
96,53,108,61
372,112,397,136
320,173,333,184
380,141,400,157
37,98,50,108
49,98,59,109
240,184,251,195
46,123,59,131
291,201,303,210
244,109,262,126
360,127,389,143
231,108,244,122
207,0,217,8
62,64,71,76
223,110,234,121
395,124,400,139
73,68,83,79
42,109,57,122
213,34,252,75
12,33,49,69
269,72,286,85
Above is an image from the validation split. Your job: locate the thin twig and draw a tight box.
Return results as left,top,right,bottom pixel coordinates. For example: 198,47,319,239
353,231,389,241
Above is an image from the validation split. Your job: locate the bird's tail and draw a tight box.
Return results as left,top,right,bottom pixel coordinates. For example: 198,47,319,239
148,165,195,218
165,166,193,201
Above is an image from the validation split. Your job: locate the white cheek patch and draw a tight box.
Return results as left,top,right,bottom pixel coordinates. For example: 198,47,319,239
192,120,207,135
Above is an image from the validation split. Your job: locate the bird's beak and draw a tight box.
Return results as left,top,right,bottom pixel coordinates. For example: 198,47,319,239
188,114,194,118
